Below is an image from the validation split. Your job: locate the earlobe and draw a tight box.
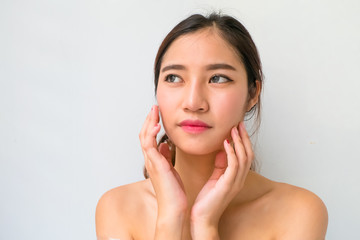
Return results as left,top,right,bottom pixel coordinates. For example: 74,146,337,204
247,103,257,113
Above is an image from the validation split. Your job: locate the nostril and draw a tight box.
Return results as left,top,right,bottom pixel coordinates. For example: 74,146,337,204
184,106,206,112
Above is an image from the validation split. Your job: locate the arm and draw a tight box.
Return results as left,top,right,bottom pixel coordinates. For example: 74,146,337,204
139,105,188,240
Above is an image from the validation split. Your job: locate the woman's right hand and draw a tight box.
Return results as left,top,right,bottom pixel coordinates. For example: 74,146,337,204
139,105,187,239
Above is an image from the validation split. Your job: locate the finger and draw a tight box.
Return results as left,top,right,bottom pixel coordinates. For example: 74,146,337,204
143,123,161,151
140,105,159,139
238,122,254,169
149,105,160,130
142,121,161,170
222,138,239,184
139,107,154,145
231,125,247,166
230,123,252,187
148,106,161,146
146,147,171,172
140,106,160,148
208,151,227,181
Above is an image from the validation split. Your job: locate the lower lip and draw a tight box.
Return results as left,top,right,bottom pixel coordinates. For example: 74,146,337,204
181,125,210,134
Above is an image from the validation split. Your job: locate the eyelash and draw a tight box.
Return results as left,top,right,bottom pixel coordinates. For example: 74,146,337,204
164,74,182,83
209,74,233,84
164,74,233,84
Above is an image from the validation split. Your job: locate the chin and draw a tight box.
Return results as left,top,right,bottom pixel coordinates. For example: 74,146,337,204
174,139,225,156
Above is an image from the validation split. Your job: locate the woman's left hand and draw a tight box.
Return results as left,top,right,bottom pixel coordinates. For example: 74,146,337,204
190,122,254,239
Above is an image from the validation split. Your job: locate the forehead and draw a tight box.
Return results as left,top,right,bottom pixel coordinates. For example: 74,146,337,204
161,28,244,68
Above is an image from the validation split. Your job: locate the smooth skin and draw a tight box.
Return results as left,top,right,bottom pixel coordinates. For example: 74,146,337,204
96,28,328,240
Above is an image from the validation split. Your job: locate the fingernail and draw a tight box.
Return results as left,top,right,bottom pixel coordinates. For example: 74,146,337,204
226,139,230,144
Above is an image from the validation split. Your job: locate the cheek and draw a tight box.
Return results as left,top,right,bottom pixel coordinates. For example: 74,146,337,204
213,91,248,127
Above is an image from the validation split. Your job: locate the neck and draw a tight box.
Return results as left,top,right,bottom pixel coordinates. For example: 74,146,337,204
174,147,219,206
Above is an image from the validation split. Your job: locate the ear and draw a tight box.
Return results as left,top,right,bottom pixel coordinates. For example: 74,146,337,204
246,80,261,112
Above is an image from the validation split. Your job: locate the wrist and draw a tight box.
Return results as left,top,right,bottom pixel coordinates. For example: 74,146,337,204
190,221,220,240
156,211,186,226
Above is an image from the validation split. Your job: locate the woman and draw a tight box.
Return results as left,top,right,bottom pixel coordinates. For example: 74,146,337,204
96,13,328,240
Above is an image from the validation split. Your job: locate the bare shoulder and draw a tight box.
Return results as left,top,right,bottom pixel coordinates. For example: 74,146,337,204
270,181,328,239
95,179,153,240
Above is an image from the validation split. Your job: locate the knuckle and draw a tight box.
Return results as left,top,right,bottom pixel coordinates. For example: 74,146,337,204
232,159,239,170
234,136,241,145
221,184,231,193
141,141,150,150
242,156,250,165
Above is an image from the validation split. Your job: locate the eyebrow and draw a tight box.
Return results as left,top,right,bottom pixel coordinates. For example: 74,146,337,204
206,63,236,71
161,63,237,72
161,64,186,72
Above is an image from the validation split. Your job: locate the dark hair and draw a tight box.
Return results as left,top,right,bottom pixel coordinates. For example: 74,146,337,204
144,12,263,178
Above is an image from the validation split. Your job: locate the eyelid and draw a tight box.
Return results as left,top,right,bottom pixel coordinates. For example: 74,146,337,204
210,74,233,83
164,74,182,83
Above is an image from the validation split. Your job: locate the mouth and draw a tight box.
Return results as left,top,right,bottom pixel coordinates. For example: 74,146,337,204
179,119,212,134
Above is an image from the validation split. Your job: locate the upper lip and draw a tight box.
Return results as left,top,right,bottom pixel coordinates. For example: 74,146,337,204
179,119,211,128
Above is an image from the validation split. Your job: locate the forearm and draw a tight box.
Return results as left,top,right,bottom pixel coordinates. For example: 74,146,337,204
154,214,186,240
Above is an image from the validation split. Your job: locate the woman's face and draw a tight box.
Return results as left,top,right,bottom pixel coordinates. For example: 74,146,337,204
157,28,257,155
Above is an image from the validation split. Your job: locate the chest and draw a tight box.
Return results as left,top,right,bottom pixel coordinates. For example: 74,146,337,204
132,202,278,240
218,205,277,240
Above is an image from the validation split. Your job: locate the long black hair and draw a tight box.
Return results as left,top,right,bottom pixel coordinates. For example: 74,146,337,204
144,12,263,178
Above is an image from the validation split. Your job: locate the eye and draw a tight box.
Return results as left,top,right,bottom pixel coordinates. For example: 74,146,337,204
209,75,232,84
165,74,182,83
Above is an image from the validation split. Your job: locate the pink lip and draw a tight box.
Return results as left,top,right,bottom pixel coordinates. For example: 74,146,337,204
179,120,211,133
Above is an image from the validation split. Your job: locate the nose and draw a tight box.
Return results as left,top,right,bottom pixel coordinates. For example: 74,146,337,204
182,80,209,113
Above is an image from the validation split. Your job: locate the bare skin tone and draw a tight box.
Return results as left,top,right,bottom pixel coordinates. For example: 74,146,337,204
96,28,328,240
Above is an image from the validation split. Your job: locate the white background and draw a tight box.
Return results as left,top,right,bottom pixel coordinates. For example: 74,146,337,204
1,0,359,239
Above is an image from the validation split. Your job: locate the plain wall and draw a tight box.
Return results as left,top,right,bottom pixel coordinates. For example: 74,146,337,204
0,0,359,239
